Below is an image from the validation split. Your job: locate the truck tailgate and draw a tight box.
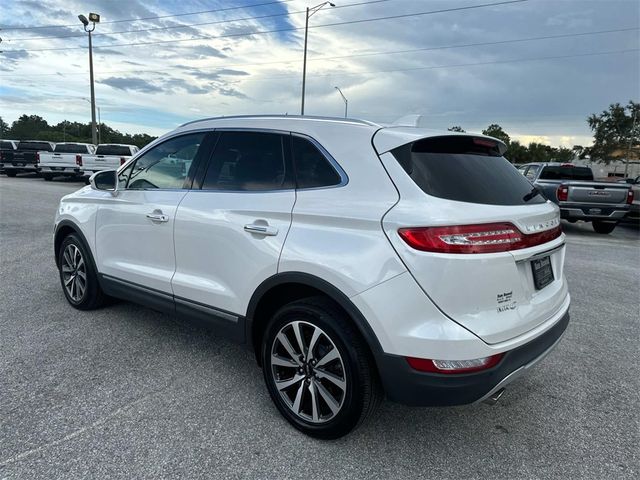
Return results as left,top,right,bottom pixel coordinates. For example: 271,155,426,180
568,183,629,204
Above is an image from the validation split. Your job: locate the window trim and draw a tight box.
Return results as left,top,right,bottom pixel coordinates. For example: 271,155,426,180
121,131,211,191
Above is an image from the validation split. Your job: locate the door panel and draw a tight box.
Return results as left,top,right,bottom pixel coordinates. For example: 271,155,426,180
172,191,295,314
95,190,188,293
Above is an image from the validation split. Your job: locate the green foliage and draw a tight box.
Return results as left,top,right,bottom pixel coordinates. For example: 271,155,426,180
482,123,511,145
587,101,639,164
3,114,156,148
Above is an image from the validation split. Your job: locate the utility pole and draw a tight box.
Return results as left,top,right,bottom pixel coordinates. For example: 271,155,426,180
79,13,100,145
334,86,348,118
624,109,637,179
300,2,335,115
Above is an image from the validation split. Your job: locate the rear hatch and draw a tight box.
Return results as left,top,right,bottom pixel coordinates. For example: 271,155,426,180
374,130,569,345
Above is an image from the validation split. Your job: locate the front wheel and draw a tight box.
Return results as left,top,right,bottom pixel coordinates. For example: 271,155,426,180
592,220,617,234
43,173,53,181
5,171,16,177
58,234,105,310
262,297,381,439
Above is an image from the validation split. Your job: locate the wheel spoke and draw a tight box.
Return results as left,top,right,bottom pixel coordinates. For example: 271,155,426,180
76,270,87,281
76,257,85,271
308,379,319,422
306,327,322,361
64,275,74,286
63,249,73,268
62,265,73,273
315,368,346,391
292,322,306,358
315,347,339,368
315,379,340,415
271,354,298,368
277,333,303,366
73,246,80,267
275,373,304,391
291,382,305,414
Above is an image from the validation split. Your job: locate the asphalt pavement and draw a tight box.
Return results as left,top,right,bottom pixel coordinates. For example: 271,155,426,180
1,174,638,479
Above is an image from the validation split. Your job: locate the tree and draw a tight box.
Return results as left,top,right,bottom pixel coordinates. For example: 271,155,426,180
504,140,529,164
553,147,575,163
447,126,465,132
0,117,8,138
482,123,510,145
9,115,50,140
587,101,640,163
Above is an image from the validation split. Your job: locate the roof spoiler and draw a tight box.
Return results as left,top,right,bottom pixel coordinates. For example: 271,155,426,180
391,114,422,127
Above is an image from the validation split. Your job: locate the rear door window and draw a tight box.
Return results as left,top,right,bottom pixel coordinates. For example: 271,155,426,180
391,136,545,205
525,165,539,180
538,166,593,181
201,131,293,191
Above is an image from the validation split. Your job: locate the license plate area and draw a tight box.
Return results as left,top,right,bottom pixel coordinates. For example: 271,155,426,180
531,256,554,290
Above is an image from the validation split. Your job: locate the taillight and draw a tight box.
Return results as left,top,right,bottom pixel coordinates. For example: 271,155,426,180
398,222,562,254
406,354,503,374
120,157,126,165
76,155,83,167
627,189,634,205
557,185,569,202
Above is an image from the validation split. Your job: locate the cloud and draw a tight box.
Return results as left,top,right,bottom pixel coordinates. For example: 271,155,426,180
99,77,164,94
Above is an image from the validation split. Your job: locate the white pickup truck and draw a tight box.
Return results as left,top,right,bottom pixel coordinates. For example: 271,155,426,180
39,143,96,181
82,144,139,181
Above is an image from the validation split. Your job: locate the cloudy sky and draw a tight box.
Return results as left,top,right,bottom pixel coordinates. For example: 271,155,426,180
0,0,638,146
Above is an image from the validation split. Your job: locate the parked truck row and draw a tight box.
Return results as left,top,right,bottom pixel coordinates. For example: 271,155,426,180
0,140,139,181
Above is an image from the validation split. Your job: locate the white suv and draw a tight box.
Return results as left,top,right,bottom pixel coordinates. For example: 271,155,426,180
54,115,570,439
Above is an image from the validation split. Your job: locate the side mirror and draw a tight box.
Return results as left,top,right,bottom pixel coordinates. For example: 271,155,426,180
90,169,117,192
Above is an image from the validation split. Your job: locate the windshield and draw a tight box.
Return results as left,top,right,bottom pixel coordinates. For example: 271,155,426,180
391,136,545,206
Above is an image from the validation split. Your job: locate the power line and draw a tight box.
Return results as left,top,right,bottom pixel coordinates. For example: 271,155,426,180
0,0,297,31
0,26,635,78
2,0,529,53
4,0,391,42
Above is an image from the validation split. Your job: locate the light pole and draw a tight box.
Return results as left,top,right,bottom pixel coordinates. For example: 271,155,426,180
78,13,100,145
301,2,335,115
334,86,348,118
83,98,101,144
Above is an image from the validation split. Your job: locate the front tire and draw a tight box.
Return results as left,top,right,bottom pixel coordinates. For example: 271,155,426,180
5,171,16,177
58,234,105,310
592,220,617,234
43,174,53,181
262,297,381,439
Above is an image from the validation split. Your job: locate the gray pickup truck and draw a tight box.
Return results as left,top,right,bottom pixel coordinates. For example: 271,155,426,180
518,163,633,234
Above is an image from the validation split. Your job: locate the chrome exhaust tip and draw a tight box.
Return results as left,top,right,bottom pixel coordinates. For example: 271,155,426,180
482,388,506,406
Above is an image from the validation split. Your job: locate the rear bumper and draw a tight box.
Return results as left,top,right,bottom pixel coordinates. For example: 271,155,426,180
40,166,82,175
560,204,629,221
376,309,570,406
2,163,39,172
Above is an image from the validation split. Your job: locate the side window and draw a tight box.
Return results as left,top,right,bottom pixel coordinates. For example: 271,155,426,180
525,165,539,180
126,133,204,190
201,131,293,191
291,135,342,189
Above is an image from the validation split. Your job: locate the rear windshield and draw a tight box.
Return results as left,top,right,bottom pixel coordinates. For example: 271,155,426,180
391,136,545,206
0,141,16,149
538,165,593,181
55,143,91,154
96,145,132,156
19,142,53,151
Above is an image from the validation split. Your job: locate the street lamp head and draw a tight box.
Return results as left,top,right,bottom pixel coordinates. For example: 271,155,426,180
88,13,100,23
78,14,89,26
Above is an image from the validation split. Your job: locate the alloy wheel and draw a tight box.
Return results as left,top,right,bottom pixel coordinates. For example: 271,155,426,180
61,244,87,302
270,320,347,423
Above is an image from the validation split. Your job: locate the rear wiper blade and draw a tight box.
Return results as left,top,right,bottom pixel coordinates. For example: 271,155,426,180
523,186,541,202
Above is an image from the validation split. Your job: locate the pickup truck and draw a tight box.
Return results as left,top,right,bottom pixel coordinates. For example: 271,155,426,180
82,144,139,181
618,176,640,224
0,140,19,173
518,163,633,234
2,140,56,176
39,143,96,181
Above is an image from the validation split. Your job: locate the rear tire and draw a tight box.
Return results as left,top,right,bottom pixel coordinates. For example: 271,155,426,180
592,221,617,234
261,296,382,439
58,233,105,310
43,174,53,181
6,172,16,177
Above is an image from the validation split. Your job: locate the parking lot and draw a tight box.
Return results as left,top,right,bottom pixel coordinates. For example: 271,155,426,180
0,174,638,480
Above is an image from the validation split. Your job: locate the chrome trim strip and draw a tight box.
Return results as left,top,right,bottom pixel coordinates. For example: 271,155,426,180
174,297,239,323
474,329,566,405
515,243,565,263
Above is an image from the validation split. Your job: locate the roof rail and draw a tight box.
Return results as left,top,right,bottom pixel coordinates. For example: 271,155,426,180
179,114,380,128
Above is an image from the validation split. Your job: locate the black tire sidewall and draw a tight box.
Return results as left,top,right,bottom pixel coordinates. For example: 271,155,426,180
262,301,369,439
592,221,617,234
58,234,100,310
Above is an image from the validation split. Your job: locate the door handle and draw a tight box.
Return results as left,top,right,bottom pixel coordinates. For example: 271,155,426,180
244,224,278,236
146,211,169,223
